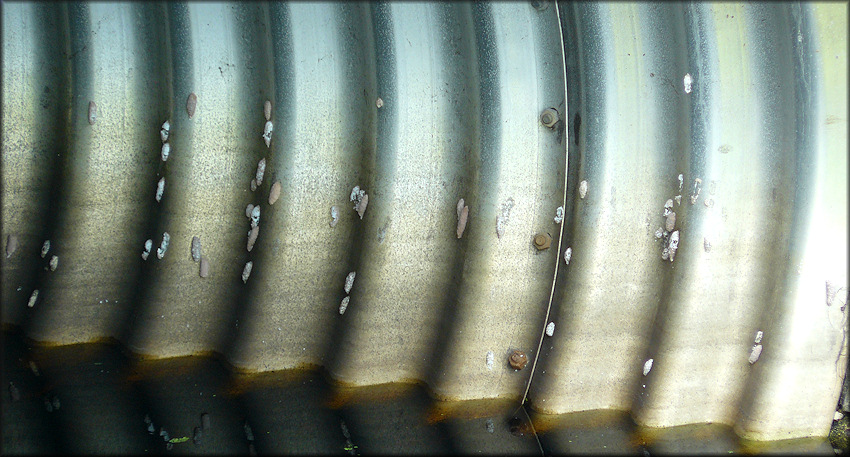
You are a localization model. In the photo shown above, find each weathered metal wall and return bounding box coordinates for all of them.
[532,1,849,442]
[2,1,846,442]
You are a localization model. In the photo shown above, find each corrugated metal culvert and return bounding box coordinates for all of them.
[2,0,847,447]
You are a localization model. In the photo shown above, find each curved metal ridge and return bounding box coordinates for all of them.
[2,1,846,442]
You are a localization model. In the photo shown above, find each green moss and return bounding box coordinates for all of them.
[829,416,849,450]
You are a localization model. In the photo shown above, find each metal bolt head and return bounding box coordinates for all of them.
[533,233,551,250]
[531,0,548,11]
[509,350,528,370]
[540,108,559,128]
[508,416,530,436]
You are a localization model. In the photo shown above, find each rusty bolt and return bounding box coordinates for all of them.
[509,350,528,370]
[508,416,531,436]
[530,0,548,11]
[533,233,551,250]
[540,108,559,128]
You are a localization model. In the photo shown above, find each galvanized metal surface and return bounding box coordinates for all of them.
[534,1,849,443]
[1,1,847,443]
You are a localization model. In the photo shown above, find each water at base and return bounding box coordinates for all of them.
[1,328,841,455]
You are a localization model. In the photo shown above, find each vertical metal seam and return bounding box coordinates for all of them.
[520,0,571,407]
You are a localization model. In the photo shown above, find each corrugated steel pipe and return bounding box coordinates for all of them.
[2,1,846,443]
